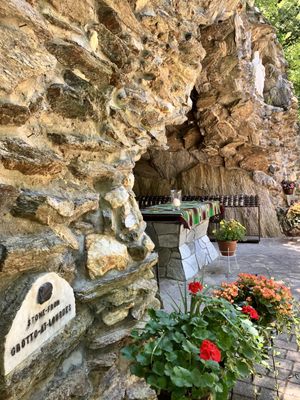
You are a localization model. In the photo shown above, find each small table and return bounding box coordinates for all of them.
[141,201,220,281]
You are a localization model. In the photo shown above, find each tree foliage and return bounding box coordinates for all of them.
[255,0,300,101]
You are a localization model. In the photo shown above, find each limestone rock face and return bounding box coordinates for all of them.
[134,7,299,237]
[104,186,129,208]
[0,0,298,399]
[86,235,129,279]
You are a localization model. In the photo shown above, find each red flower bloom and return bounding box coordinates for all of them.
[199,339,221,363]
[188,281,203,294]
[242,305,259,321]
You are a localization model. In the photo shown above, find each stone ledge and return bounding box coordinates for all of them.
[74,253,158,301]
[11,189,99,225]
[87,318,144,350]
[0,231,72,275]
[0,138,64,176]
[46,38,114,86]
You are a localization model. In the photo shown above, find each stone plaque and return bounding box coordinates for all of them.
[4,273,76,375]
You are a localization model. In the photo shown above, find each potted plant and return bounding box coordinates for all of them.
[214,273,299,334]
[213,219,246,256]
[281,179,296,195]
[122,282,265,400]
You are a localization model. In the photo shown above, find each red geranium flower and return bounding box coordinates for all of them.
[188,281,203,294]
[199,339,221,363]
[242,305,259,321]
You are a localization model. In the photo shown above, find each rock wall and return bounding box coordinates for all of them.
[0,1,265,399]
[134,7,300,237]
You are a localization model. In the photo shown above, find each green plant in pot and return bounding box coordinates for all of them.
[122,282,265,400]
[213,219,246,256]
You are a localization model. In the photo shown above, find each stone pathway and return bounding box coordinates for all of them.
[159,238,300,400]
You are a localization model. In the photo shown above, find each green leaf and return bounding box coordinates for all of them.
[130,329,140,339]
[192,328,210,340]
[200,359,221,371]
[182,339,199,354]
[223,370,236,387]
[181,324,193,336]
[215,383,224,392]
[130,364,145,377]
[236,361,251,377]
[152,361,165,376]
[144,341,155,354]
[216,384,230,400]
[147,374,168,389]
[171,389,188,400]
[201,372,217,388]
[147,308,157,319]
[191,387,208,399]
[171,331,185,343]
[284,31,292,40]
[191,369,218,388]
[160,336,173,352]
[166,351,177,362]
[170,366,193,388]
[168,350,188,365]
[164,362,174,377]
[241,319,259,336]
[121,346,136,361]
[216,331,233,350]
[144,340,162,356]
[190,317,208,327]
[136,353,150,366]
[241,345,256,359]
[221,325,230,333]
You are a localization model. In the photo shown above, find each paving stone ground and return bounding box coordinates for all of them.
[159,238,300,400]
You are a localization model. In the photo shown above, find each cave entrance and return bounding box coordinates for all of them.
[132,86,264,240]
[133,87,204,196]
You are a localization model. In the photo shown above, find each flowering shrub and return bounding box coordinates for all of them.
[213,219,246,242]
[214,274,297,331]
[122,282,265,400]
[287,202,300,227]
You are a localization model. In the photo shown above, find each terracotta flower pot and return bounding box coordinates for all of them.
[217,240,237,256]
[283,188,294,195]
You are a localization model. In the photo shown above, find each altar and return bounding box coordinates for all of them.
[141,201,220,281]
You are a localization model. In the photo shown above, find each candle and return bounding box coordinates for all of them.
[173,198,181,207]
